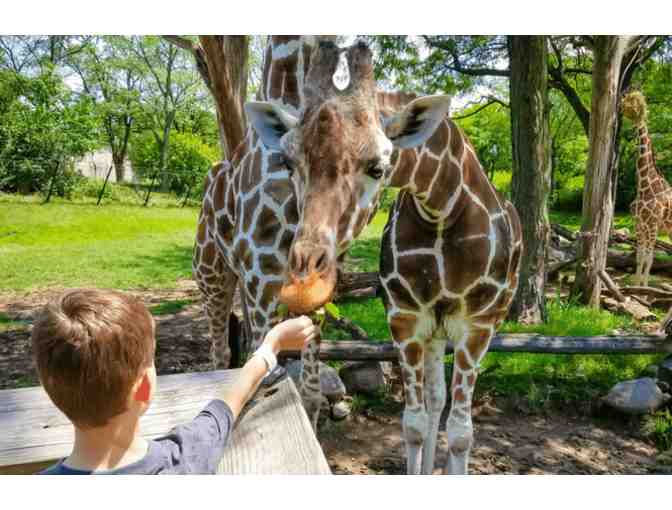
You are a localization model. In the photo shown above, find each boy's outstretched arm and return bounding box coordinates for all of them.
[220,316,318,420]
[152,316,318,474]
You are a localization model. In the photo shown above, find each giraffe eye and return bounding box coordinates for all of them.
[366,159,383,179]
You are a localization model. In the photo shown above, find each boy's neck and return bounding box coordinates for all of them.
[65,414,148,472]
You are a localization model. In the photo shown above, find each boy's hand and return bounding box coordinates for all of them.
[264,316,318,355]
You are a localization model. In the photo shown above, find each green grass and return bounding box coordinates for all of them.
[0,193,198,291]
[343,211,387,273]
[1,190,667,410]
[500,296,634,336]
[149,299,194,316]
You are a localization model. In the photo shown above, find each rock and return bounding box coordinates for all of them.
[602,378,671,415]
[330,401,351,421]
[659,356,672,386]
[284,360,346,403]
[339,361,386,395]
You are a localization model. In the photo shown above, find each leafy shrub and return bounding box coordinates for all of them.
[0,69,98,194]
[553,174,585,211]
[491,170,512,198]
[642,408,672,452]
[130,131,219,196]
[71,177,115,201]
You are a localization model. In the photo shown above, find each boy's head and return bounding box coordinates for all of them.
[32,289,156,429]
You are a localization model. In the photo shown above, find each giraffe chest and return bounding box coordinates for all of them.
[380,192,519,328]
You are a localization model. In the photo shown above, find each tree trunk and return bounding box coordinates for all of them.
[507,36,552,324]
[158,110,175,193]
[111,118,132,183]
[572,36,630,307]
[198,36,249,157]
[112,155,125,183]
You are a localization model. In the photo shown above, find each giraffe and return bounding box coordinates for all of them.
[622,90,672,286]
[376,91,523,474]
[192,37,452,427]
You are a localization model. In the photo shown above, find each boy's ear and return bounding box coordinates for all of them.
[133,372,152,403]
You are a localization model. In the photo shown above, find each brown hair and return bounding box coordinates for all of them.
[31,289,155,428]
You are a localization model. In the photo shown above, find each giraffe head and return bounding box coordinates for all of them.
[622,90,648,127]
[246,40,451,313]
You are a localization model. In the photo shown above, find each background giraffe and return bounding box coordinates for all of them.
[376,92,523,475]
[193,37,451,427]
[622,90,672,286]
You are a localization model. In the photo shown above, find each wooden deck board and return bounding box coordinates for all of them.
[0,370,330,475]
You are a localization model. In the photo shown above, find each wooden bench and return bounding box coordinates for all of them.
[0,370,331,475]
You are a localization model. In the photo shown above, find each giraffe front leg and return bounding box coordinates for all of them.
[398,342,427,473]
[389,313,428,474]
[421,339,448,475]
[643,243,656,287]
[634,222,656,287]
[401,361,427,475]
[299,331,322,431]
[194,251,238,369]
[444,326,492,475]
[634,242,648,286]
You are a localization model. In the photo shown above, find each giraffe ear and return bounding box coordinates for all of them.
[245,101,299,151]
[384,95,451,149]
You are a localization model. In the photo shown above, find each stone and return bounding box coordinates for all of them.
[330,401,351,421]
[339,361,386,395]
[659,356,672,386]
[602,377,671,415]
[284,360,346,403]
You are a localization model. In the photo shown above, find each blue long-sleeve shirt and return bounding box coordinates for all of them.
[39,400,234,475]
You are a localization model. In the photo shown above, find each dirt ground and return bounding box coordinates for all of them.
[0,283,661,474]
[320,393,657,475]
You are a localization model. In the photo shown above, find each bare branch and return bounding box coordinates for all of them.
[162,35,197,53]
[452,98,505,120]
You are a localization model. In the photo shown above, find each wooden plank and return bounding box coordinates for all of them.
[218,378,330,474]
[0,371,330,475]
[279,334,672,361]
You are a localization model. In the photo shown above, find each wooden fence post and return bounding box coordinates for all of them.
[96,165,114,206]
[42,159,61,204]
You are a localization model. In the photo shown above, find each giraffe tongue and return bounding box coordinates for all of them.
[280,273,335,315]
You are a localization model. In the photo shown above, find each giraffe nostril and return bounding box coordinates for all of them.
[314,250,329,275]
[289,251,302,275]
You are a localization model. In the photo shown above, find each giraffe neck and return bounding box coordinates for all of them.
[635,123,662,197]
[259,36,318,114]
[389,119,479,226]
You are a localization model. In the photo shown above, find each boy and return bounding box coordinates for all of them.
[31,288,317,474]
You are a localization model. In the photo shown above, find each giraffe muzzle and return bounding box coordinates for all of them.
[280,243,337,313]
